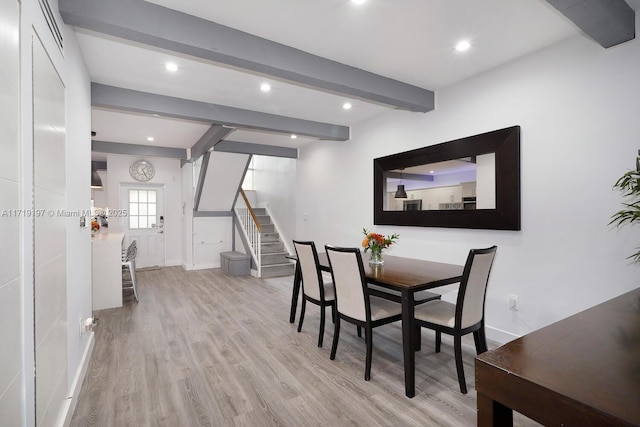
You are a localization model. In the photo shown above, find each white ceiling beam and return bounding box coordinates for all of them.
[59,0,435,112]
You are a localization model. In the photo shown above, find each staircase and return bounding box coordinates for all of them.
[253,208,295,278]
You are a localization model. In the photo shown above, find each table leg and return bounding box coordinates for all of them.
[289,260,301,323]
[401,290,416,398]
[477,393,513,426]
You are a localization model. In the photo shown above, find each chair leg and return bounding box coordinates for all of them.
[454,335,467,394]
[130,261,138,302]
[318,305,326,348]
[330,317,340,360]
[473,330,482,354]
[331,303,336,323]
[364,325,373,381]
[297,298,306,333]
[478,327,488,353]
[414,325,422,352]
[357,326,362,338]
[435,330,441,353]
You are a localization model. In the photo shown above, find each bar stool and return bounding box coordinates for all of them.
[122,239,136,261]
[122,240,139,302]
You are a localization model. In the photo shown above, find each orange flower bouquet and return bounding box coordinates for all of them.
[361,228,399,265]
[91,220,100,234]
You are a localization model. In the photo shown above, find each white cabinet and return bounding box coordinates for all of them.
[193,217,233,269]
[92,232,124,310]
[461,182,476,198]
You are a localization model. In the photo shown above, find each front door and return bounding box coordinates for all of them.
[121,185,165,268]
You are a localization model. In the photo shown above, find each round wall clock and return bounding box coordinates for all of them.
[129,159,155,181]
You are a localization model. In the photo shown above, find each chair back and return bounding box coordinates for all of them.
[293,240,325,301]
[325,246,368,322]
[124,240,138,263]
[456,246,497,329]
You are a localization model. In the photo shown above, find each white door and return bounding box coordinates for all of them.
[121,186,165,268]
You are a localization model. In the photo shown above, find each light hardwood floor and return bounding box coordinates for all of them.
[71,266,537,426]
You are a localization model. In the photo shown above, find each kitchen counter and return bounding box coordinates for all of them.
[91,232,124,310]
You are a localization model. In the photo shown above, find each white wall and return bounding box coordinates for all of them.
[296,31,640,343]
[252,156,297,252]
[0,0,23,425]
[105,154,183,266]
[4,0,94,425]
[91,170,108,207]
[181,162,194,269]
[63,24,94,426]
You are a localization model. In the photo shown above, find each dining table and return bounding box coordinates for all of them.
[475,287,640,426]
[288,252,464,398]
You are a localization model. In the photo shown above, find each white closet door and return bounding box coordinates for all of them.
[33,34,68,427]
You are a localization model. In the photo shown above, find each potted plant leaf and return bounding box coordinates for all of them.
[610,149,640,263]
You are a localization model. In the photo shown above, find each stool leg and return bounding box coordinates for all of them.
[131,261,138,302]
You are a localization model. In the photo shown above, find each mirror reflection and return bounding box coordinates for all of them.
[385,154,496,211]
[373,125,520,230]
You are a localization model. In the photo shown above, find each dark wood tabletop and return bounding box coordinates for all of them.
[475,287,640,426]
[316,253,463,291]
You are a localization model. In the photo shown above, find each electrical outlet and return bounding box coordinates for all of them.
[80,317,95,336]
[508,294,519,310]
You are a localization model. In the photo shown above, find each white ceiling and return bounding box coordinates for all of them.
[78,0,639,159]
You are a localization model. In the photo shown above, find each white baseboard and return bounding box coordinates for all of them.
[165,259,181,267]
[485,325,520,345]
[62,332,95,427]
[184,262,221,271]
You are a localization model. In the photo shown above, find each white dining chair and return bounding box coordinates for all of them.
[325,245,402,381]
[293,240,335,347]
[414,245,497,393]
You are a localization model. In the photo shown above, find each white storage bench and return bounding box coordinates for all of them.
[220,251,252,276]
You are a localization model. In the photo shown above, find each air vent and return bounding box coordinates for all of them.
[38,0,63,50]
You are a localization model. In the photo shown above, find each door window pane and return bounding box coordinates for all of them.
[128,189,157,229]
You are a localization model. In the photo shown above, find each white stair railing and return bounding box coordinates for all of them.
[234,189,262,277]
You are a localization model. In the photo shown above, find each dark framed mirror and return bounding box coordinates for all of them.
[374,126,520,230]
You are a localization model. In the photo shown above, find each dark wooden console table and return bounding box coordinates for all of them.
[475,287,640,426]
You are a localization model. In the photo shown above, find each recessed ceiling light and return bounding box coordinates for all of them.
[429,170,435,174]
[165,62,178,72]
[351,0,366,4]
[290,134,297,139]
[343,102,352,110]
[455,40,471,52]
[260,83,271,92]
[147,137,155,142]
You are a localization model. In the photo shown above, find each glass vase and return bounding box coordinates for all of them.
[369,249,384,265]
